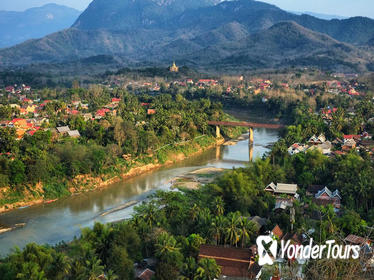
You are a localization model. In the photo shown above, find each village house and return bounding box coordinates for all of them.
[342,135,358,150]
[248,216,267,231]
[313,186,341,210]
[321,108,337,120]
[57,126,71,135]
[186,79,194,85]
[197,79,218,87]
[147,109,156,115]
[274,198,293,211]
[5,86,15,94]
[359,139,374,153]
[345,234,371,247]
[308,141,332,155]
[56,126,81,138]
[111,97,121,103]
[345,234,374,271]
[136,268,155,280]
[9,118,41,139]
[271,225,302,245]
[361,131,372,140]
[264,182,298,197]
[67,130,80,138]
[95,108,111,119]
[198,244,261,279]
[308,134,326,145]
[22,85,31,92]
[82,113,93,121]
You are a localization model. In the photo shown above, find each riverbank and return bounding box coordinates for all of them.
[0,135,225,214]
[170,167,227,190]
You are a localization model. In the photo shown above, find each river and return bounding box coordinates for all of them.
[0,126,279,256]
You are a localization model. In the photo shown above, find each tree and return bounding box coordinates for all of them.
[225,212,241,247]
[186,234,206,257]
[239,218,257,248]
[211,216,227,245]
[0,127,16,153]
[155,233,183,280]
[107,246,133,280]
[195,258,221,280]
[155,232,181,261]
[338,210,367,236]
[86,256,104,280]
[9,159,26,186]
[180,256,198,280]
[48,252,71,280]
[113,117,126,148]
[212,196,225,216]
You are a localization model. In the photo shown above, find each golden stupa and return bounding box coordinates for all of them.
[170,61,179,72]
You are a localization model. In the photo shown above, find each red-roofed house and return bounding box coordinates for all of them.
[344,135,361,141]
[348,89,360,96]
[112,98,121,103]
[136,268,155,280]
[271,225,284,239]
[147,109,156,115]
[5,86,15,93]
[95,108,110,118]
[22,98,33,104]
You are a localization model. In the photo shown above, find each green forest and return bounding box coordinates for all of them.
[0,89,245,207]
[0,82,374,279]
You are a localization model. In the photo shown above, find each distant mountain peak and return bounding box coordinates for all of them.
[73,0,222,30]
[0,4,80,48]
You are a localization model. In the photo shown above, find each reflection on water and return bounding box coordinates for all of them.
[0,128,278,256]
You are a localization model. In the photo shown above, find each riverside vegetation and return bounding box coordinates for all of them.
[1,83,374,279]
[0,89,244,211]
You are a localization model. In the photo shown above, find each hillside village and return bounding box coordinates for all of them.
[0,71,370,144]
[0,71,374,279]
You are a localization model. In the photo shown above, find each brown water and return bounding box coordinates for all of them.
[0,127,279,256]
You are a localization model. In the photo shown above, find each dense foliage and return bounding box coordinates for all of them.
[0,89,246,206]
[1,82,374,279]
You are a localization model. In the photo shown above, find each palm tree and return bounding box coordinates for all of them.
[212,196,225,216]
[239,218,257,248]
[86,256,104,280]
[191,203,201,222]
[155,232,181,261]
[106,270,119,280]
[211,216,227,245]
[225,212,241,247]
[50,253,71,279]
[195,258,221,280]
[180,256,198,280]
[197,208,213,237]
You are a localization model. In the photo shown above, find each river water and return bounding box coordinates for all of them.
[0,127,279,256]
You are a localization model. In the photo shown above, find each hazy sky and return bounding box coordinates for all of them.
[0,0,373,18]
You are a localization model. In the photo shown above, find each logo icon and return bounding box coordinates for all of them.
[256,235,278,266]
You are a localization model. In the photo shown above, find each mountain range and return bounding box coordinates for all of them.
[290,11,348,20]
[0,0,374,72]
[0,4,80,48]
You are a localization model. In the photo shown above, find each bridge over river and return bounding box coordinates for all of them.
[208,121,285,142]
